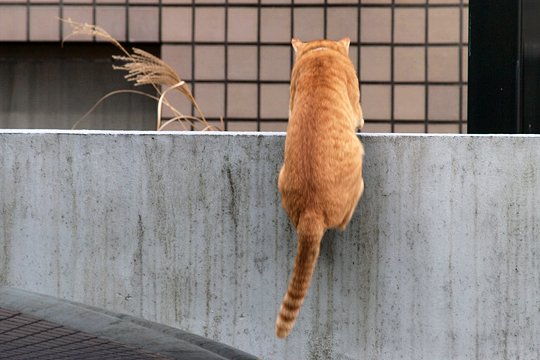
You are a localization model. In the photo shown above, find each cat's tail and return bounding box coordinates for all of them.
[275,211,325,339]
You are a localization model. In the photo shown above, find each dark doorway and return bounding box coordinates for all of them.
[468,0,540,134]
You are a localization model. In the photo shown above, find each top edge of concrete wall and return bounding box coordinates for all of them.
[2,129,540,138]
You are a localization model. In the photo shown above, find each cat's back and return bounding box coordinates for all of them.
[281,40,363,205]
[292,49,355,109]
[286,43,361,163]
[288,40,358,133]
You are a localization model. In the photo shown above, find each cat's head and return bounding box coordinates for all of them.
[291,37,351,59]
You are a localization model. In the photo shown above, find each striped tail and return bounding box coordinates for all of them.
[275,211,325,338]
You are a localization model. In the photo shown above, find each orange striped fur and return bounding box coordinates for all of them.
[275,37,365,339]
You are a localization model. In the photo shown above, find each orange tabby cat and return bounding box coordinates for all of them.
[275,37,365,339]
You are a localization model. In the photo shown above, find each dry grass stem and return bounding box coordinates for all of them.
[61,18,129,57]
[62,18,219,131]
[70,89,161,130]
[158,116,224,131]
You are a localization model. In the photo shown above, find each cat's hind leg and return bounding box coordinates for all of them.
[337,178,364,231]
[278,166,285,193]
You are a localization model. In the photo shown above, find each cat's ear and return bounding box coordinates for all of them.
[292,38,304,53]
[338,37,351,53]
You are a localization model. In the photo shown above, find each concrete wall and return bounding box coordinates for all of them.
[1,130,540,360]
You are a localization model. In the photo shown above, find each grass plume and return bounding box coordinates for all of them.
[62,18,222,131]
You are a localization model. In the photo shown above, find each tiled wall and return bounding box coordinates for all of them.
[0,0,468,133]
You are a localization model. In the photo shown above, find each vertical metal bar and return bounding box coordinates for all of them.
[59,0,64,41]
[125,0,129,43]
[93,0,97,42]
[191,0,197,123]
[224,0,229,130]
[256,0,261,131]
[357,0,361,131]
[424,0,429,133]
[26,0,30,42]
[158,0,163,43]
[458,0,464,133]
[323,0,328,39]
[290,0,295,70]
[158,0,163,129]
[390,0,395,132]
[289,0,295,130]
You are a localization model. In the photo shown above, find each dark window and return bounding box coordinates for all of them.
[0,43,158,130]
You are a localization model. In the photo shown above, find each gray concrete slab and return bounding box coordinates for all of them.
[1,131,540,359]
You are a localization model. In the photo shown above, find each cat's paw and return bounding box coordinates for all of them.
[359,117,365,129]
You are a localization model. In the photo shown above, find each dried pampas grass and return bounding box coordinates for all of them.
[62,18,222,131]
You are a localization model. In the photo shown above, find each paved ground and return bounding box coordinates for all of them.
[0,308,166,360]
[0,288,259,360]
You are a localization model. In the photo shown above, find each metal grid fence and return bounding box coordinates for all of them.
[0,1,468,133]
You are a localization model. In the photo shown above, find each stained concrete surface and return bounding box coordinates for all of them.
[1,131,540,359]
